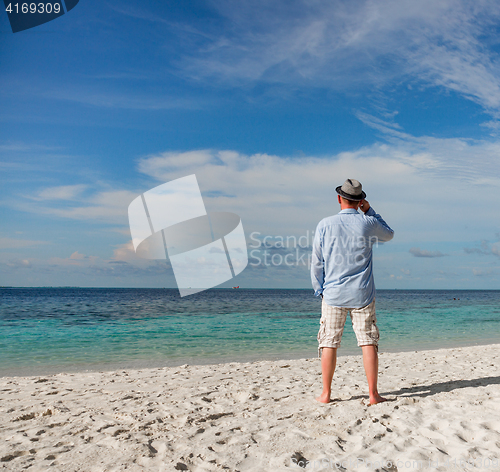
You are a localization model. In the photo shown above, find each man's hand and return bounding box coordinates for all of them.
[359,199,370,213]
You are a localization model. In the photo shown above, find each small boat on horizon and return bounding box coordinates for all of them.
[232,286,240,289]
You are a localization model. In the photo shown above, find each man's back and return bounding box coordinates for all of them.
[312,178,394,405]
[311,206,394,308]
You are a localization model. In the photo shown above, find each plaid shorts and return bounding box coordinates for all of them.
[317,298,379,356]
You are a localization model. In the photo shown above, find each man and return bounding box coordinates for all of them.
[311,179,394,405]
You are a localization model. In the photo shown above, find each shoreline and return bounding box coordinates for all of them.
[1,344,499,470]
[2,338,499,378]
[2,287,500,290]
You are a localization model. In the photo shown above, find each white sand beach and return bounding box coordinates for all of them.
[1,344,499,472]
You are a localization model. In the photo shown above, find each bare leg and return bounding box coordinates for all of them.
[316,347,337,403]
[361,345,387,405]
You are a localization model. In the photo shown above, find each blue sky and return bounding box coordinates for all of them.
[1,0,500,289]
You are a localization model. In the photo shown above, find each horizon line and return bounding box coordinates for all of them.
[1,286,499,291]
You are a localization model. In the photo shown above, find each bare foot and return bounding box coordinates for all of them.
[369,394,388,405]
[315,392,332,403]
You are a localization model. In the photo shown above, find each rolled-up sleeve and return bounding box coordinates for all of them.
[311,226,325,297]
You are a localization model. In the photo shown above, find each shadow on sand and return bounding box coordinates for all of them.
[341,376,500,404]
[384,375,500,399]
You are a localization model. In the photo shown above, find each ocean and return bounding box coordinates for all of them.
[0,288,499,376]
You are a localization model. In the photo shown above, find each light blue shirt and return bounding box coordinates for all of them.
[311,207,394,308]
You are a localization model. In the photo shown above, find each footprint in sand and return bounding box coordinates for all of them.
[1,450,30,462]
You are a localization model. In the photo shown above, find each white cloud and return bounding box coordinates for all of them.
[112,241,140,262]
[8,129,500,261]
[465,240,500,258]
[3,258,32,269]
[174,0,500,116]
[69,251,86,260]
[35,185,87,201]
[355,112,410,141]
[0,238,48,249]
[42,88,203,110]
[472,267,494,276]
[4,140,500,287]
[17,189,139,225]
[409,247,446,258]
[0,250,174,285]
[137,133,500,242]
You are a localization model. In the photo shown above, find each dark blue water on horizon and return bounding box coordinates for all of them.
[0,288,499,376]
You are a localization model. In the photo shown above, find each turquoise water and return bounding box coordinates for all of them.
[0,288,499,376]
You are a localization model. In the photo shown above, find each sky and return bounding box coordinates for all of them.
[1,0,500,289]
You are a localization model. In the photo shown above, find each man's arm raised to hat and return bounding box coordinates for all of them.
[360,199,394,242]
